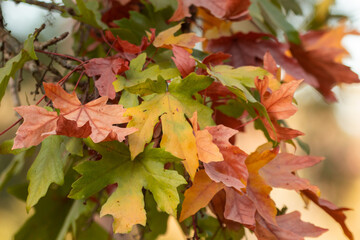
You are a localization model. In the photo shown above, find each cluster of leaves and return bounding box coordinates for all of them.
[0,0,358,239]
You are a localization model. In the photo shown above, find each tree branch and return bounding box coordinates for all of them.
[13,0,76,16]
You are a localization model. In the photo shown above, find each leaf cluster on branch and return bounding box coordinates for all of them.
[0,0,358,239]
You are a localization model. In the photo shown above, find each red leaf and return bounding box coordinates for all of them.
[301,189,353,240]
[171,45,195,78]
[255,211,327,240]
[197,52,231,75]
[260,153,323,194]
[204,125,248,191]
[55,115,92,139]
[84,57,129,99]
[44,83,136,143]
[261,117,304,142]
[224,187,256,227]
[170,0,251,21]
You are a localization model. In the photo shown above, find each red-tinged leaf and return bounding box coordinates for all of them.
[153,23,204,50]
[206,32,314,83]
[301,189,353,240]
[224,187,256,227]
[84,57,129,99]
[113,36,142,54]
[261,117,304,142]
[263,52,279,78]
[170,0,251,21]
[204,125,248,190]
[13,106,58,149]
[179,170,224,222]
[255,77,303,120]
[171,45,195,78]
[101,0,139,27]
[255,211,327,240]
[55,115,92,139]
[190,112,224,163]
[197,52,232,75]
[289,42,359,102]
[214,109,244,131]
[245,149,277,225]
[200,81,236,101]
[260,153,323,194]
[43,83,136,143]
[209,189,245,231]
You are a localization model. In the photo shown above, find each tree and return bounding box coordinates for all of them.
[0,0,358,239]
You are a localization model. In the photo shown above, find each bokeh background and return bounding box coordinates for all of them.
[0,0,360,239]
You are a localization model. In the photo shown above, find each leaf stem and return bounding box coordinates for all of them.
[35,49,84,63]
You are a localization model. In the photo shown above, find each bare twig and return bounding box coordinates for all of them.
[35,32,69,50]
[9,77,21,107]
[13,0,76,16]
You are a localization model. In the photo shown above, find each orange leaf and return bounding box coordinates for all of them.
[255,211,327,240]
[245,148,277,225]
[13,106,59,149]
[179,170,224,222]
[301,189,353,240]
[153,23,204,50]
[204,125,248,190]
[190,112,223,164]
[44,83,136,143]
[170,0,251,22]
[171,45,196,78]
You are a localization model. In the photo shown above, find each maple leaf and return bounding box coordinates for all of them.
[69,140,186,233]
[170,0,251,21]
[179,170,224,222]
[44,82,136,143]
[13,106,59,149]
[84,57,129,99]
[203,125,248,191]
[255,211,327,240]
[245,147,278,225]
[289,27,360,101]
[153,23,204,50]
[113,53,179,92]
[190,112,223,164]
[171,45,195,78]
[206,32,313,84]
[124,73,214,179]
[301,189,353,240]
[260,153,323,194]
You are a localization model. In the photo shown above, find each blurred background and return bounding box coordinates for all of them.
[0,0,360,239]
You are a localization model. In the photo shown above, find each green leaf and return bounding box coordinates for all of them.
[14,187,73,240]
[69,140,186,233]
[77,222,110,240]
[0,152,26,191]
[26,135,67,211]
[119,89,139,108]
[278,0,303,15]
[56,200,88,240]
[0,34,37,103]
[0,139,31,155]
[149,0,177,11]
[65,137,83,157]
[143,191,169,240]
[113,53,179,92]
[257,0,300,44]
[216,99,245,118]
[125,77,167,96]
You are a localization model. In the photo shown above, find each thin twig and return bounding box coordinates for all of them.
[9,77,21,108]
[13,0,76,16]
[35,49,84,63]
[35,32,69,50]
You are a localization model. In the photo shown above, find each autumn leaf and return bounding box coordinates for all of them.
[170,0,251,21]
[190,112,223,164]
[171,45,196,78]
[301,189,353,240]
[13,106,59,149]
[125,73,213,179]
[204,125,248,191]
[179,170,224,222]
[260,153,323,194]
[69,140,186,233]
[289,27,360,101]
[255,211,327,240]
[84,56,129,99]
[153,23,204,50]
[245,147,277,225]
[44,82,136,143]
